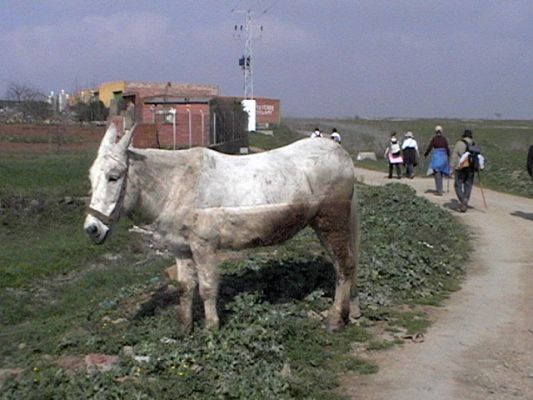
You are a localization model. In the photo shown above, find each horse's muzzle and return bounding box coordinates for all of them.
[84,215,110,244]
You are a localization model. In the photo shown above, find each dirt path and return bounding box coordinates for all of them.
[344,169,533,400]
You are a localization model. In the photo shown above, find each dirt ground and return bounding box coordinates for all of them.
[343,168,533,400]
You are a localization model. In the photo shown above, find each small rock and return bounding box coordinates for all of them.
[29,199,40,208]
[160,337,177,345]
[122,346,135,357]
[84,353,119,372]
[17,342,27,350]
[281,362,291,378]
[134,356,150,363]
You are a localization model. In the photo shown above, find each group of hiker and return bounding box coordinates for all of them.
[385,125,486,213]
[310,127,342,143]
[384,130,419,180]
[311,124,531,214]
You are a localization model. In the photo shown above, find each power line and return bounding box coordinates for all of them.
[260,0,280,16]
[229,0,243,13]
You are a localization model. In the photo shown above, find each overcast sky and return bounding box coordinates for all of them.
[1,0,532,119]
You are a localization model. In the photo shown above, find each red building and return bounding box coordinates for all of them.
[115,94,248,154]
[101,82,280,153]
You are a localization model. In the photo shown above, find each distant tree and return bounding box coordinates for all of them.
[4,81,52,122]
[71,99,109,122]
[6,82,43,102]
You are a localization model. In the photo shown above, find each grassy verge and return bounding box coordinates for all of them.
[0,152,94,198]
[248,124,305,150]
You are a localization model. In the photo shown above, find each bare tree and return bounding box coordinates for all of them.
[4,81,52,122]
[5,82,45,102]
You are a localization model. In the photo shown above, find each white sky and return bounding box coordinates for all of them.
[1,0,532,119]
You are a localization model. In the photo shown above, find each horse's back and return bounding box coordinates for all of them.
[195,138,354,209]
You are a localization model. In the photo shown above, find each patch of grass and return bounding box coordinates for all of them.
[392,311,431,335]
[0,152,94,197]
[358,183,469,306]
[344,357,379,374]
[0,135,86,144]
[248,124,304,150]
[0,201,133,290]
[363,308,431,336]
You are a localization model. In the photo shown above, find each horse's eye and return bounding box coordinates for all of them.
[108,175,120,182]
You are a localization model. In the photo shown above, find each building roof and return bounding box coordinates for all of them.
[141,96,213,105]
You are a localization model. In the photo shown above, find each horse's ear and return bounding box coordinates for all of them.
[118,124,137,151]
[98,123,118,155]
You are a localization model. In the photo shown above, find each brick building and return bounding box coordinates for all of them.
[75,81,280,153]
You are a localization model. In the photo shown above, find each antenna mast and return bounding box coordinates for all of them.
[233,9,262,99]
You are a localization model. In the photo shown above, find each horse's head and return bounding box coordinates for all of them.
[84,124,135,244]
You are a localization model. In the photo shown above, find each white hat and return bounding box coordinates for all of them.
[405,131,413,138]
[435,125,443,132]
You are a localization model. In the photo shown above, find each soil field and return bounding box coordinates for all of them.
[0,124,105,153]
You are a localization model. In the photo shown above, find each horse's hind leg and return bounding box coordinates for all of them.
[174,254,198,334]
[311,199,359,331]
[191,240,220,330]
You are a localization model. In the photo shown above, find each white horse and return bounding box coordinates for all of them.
[84,124,359,333]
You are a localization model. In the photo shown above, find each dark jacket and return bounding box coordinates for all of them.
[424,134,450,157]
[528,145,533,178]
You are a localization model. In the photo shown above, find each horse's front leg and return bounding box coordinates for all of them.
[174,254,197,334]
[191,240,220,330]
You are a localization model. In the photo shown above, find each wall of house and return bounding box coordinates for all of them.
[218,96,281,128]
[98,81,127,107]
[141,103,211,149]
[96,81,219,108]
[255,98,281,128]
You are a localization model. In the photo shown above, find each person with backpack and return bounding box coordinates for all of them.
[451,129,482,212]
[401,131,419,178]
[424,125,450,195]
[310,127,323,138]
[384,132,403,179]
[330,128,341,143]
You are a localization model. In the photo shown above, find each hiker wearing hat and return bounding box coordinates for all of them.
[330,128,341,143]
[401,131,419,179]
[424,125,450,195]
[384,131,403,179]
[451,129,476,212]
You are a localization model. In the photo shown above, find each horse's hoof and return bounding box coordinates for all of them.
[204,319,220,331]
[350,298,362,320]
[325,319,344,333]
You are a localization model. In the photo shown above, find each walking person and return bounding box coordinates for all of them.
[385,132,403,179]
[451,129,476,212]
[424,125,450,195]
[330,128,341,143]
[527,144,533,179]
[310,127,323,138]
[401,131,419,178]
